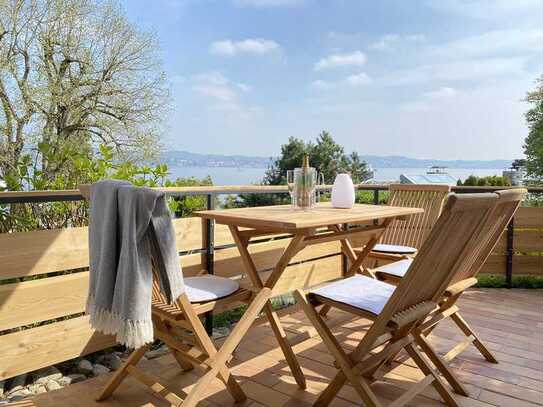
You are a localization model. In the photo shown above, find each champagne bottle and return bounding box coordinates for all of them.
[300,154,310,208]
[302,154,309,169]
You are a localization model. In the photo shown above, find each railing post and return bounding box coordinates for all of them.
[204,193,215,334]
[373,188,380,226]
[506,216,514,289]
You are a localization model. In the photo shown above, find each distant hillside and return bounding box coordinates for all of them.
[161,151,272,168]
[361,155,512,169]
[161,151,512,170]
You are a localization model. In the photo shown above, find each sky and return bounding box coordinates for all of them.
[123,0,543,160]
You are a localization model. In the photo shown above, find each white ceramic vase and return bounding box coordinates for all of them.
[331,173,355,209]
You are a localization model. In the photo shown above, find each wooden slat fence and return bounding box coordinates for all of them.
[0,217,347,381]
[0,185,541,382]
[479,206,543,275]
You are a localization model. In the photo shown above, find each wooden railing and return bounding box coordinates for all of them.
[0,184,542,382]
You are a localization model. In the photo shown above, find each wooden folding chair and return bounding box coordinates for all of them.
[364,184,451,265]
[375,188,526,396]
[320,184,450,318]
[295,192,501,407]
[80,185,271,407]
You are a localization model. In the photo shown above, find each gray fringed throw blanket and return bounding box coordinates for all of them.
[87,180,185,349]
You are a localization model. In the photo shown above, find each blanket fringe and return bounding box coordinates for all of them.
[86,296,154,349]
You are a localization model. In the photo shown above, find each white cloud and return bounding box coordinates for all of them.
[370,34,400,51]
[423,87,458,99]
[210,38,280,56]
[191,72,258,123]
[193,72,229,87]
[432,29,543,59]
[383,57,526,86]
[402,86,459,112]
[370,33,426,51]
[310,72,372,90]
[310,80,334,90]
[194,85,236,102]
[233,0,303,7]
[426,0,542,20]
[236,83,252,92]
[405,34,426,42]
[314,51,367,71]
[345,72,372,86]
[192,72,250,103]
[192,72,236,102]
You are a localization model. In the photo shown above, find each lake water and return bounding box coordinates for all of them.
[168,166,504,185]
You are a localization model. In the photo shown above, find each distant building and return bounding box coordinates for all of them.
[502,167,525,186]
[400,166,457,185]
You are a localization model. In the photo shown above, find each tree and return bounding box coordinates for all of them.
[309,131,347,183]
[512,159,526,169]
[0,0,169,189]
[0,143,212,232]
[264,131,371,185]
[524,74,543,180]
[457,175,510,187]
[228,131,371,207]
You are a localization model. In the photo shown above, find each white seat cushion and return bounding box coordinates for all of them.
[310,275,395,315]
[372,243,417,254]
[374,258,413,278]
[184,276,240,303]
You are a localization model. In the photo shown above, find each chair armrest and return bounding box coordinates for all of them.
[371,251,411,261]
[354,249,411,262]
[445,278,478,297]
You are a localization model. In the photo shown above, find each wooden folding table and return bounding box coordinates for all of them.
[195,202,423,389]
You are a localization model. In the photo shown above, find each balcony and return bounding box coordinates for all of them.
[1,185,542,407]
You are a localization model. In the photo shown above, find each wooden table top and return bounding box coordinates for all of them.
[195,202,423,231]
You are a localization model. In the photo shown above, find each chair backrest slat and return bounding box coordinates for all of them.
[354,192,500,359]
[381,184,450,249]
[449,188,526,285]
[371,193,499,337]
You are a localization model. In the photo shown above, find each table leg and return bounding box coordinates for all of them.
[264,303,307,388]
[346,218,393,276]
[229,226,307,389]
[329,225,369,277]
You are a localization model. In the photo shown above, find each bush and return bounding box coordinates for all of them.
[457,175,511,187]
[476,275,543,288]
[356,190,389,205]
[0,144,212,232]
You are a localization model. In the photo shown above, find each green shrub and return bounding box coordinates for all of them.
[476,275,543,288]
[0,144,212,232]
[356,190,389,205]
[457,175,510,187]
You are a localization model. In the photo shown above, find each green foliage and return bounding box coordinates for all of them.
[457,175,510,187]
[524,74,543,180]
[165,176,213,218]
[0,143,212,232]
[355,190,389,205]
[0,0,168,191]
[265,131,371,185]
[213,305,248,328]
[212,295,295,328]
[525,192,543,207]
[230,131,371,207]
[476,275,543,289]
[223,190,289,209]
